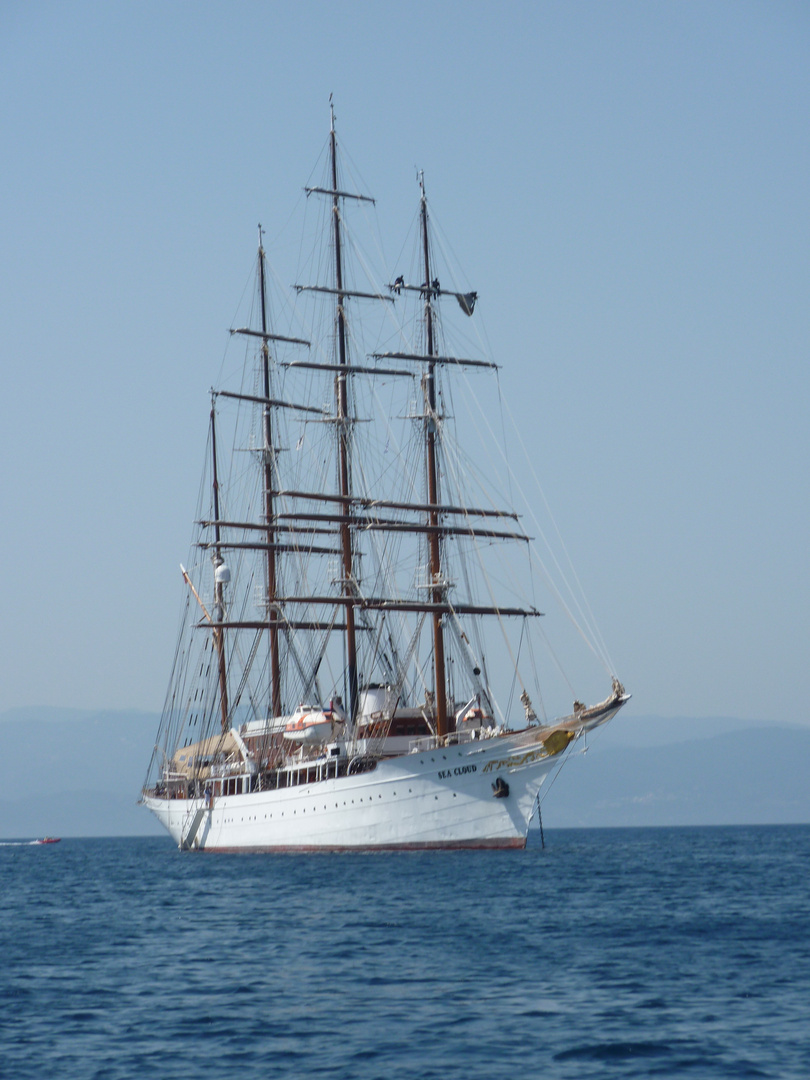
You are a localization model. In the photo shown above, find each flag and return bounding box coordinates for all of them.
[456,291,477,316]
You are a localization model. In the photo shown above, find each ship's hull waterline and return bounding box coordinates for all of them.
[143,703,624,851]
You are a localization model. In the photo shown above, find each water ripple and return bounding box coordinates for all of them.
[2,827,810,1079]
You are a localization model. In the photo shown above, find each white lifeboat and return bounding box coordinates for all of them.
[457,702,485,727]
[283,706,333,745]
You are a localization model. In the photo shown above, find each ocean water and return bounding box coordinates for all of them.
[1,826,808,1079]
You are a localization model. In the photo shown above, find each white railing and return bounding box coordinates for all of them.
[408,729,478,753]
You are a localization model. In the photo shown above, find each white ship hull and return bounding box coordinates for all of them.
[143,701,624,851]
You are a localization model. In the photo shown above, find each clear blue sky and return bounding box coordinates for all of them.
[2,1,808,724]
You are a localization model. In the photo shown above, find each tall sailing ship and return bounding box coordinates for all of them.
[142,108,628,850]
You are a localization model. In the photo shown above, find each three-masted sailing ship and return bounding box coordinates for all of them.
[142,108,628,850]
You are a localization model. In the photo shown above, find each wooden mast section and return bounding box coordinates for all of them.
[419,173,450,738]
[258,230,283,720]
[209,403,230,733]
[330,104,358,723]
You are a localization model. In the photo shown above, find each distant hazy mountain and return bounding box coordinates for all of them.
[1,707,808,837]
[539,715,810,829]
[0,708,163,839]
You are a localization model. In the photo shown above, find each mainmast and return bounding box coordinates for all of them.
[419,174,450,737]
[258,229,282,719]
[330,104,359,723]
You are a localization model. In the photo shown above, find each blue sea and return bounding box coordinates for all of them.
[2,826,808,1079]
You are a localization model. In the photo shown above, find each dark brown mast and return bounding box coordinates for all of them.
[210,403,230,732]
[258,228,282,719]
[330,104,358,722]
[419,173,450,737]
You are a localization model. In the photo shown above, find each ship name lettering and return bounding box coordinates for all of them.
[437,764,478,780]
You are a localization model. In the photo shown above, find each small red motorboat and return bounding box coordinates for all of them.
[36,837,61,845]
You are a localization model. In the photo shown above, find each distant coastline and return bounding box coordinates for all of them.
[2,708,809,837]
